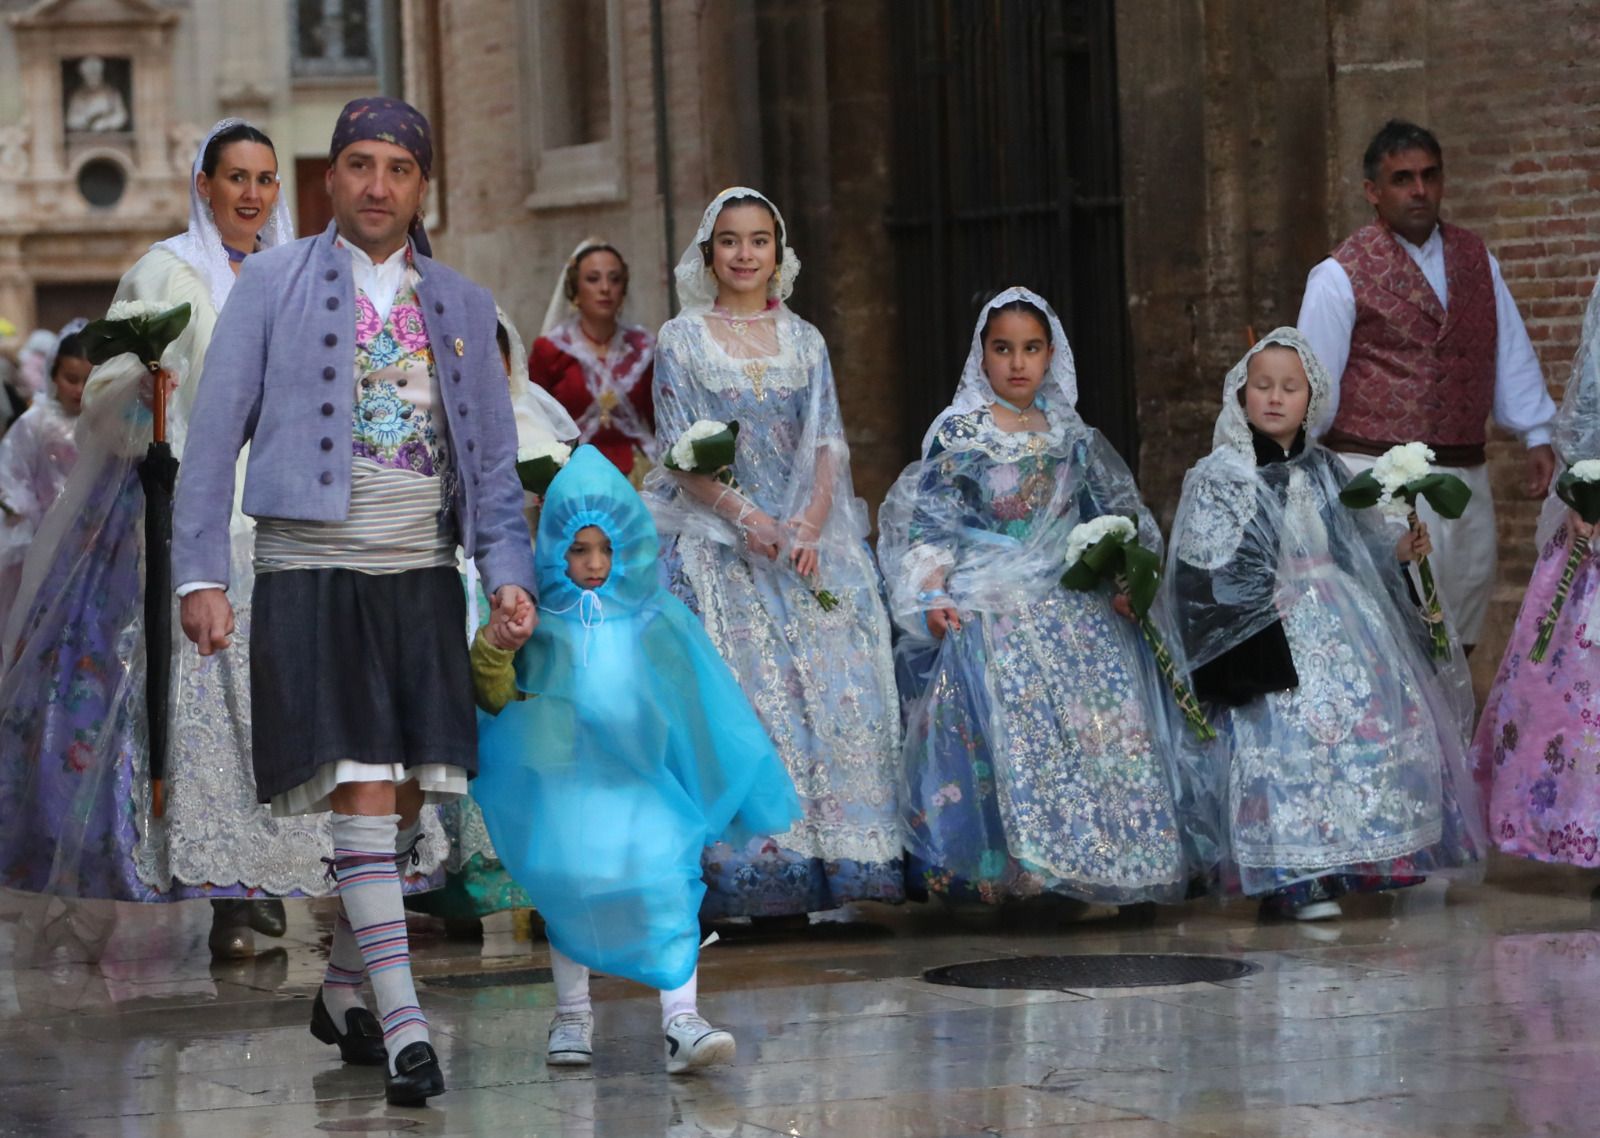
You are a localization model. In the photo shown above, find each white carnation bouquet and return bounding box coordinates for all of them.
[1531,458,1600,661]
[1339,442,1472,659]
[662,419,739,483]
[515,439,572,496]
[1060,515,1214,741]
[663,419,838,611]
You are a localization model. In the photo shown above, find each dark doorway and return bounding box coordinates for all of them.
[34,282,118,333]
[886,0,1134,465]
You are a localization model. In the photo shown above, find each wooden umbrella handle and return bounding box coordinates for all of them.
[149,362,167,444]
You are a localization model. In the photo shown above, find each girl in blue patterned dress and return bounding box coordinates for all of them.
[877,288,1217,908]
[644,188,904,918]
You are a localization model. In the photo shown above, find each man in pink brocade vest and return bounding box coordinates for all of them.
[1299,119,1555,649]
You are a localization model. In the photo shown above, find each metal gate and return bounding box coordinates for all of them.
[887,0,1133,464]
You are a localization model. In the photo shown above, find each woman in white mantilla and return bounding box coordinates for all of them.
[645,188,904,917]
[878,288,1214,909]
[530,239,656,483]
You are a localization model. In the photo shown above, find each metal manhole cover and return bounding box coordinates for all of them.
[923,953,1257,990]
[419,965,553,989]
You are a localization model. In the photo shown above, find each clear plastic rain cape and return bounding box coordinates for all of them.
[1163,327,1485,895]
[876,287,1224,903]
[1537,273,1600,548]
[474,446,800,988]
[639,187,903,894]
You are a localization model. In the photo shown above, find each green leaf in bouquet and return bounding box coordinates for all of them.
[1077,532,1127,576]
[144,303,193,351]
[78,323,140,367]
[516,455,563,496]
[1556,471,1600,525]
[1060,557,1103,592]
[1120,540,1162,618]
[79,302,193,368]
[1337,469,1383,510]
[689,421,740,473]
[1408,471,1471,520]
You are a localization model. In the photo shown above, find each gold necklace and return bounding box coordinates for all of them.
[744,360,768,401]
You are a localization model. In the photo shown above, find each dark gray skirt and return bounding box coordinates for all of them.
[249,566,477,802]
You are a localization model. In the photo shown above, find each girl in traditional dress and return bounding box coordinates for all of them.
[645,188,904,918]
[474,445,799,1072]
[530,240,655,482]
[1474,276,1600,872]
[0,121,446,962]
[878,288,1212,911]
[1166,328,1485,920]
[0,321,89,634]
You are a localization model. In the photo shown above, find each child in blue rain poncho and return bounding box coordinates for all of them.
[472,445,800,1075]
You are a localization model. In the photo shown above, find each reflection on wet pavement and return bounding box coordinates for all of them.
[2,854,1598,1136]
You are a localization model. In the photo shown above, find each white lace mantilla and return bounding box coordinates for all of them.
[662,315,821,398]
[933,408,1080,463]
[1176,460,1257,571]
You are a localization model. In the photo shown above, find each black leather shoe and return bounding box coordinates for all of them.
[208,901,253,961]
[385,1041,445,1106]
[245,899,288,938]
[309,991,387,1066]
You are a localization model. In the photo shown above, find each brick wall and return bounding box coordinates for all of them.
[1119,0,1600,688]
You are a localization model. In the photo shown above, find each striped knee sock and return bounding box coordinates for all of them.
[329,812,429,1073]
[320,907,367,1023]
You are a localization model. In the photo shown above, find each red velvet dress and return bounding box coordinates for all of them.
[528,320,656,476]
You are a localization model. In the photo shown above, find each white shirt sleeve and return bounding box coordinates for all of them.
[1487,254,1556,449]
[175,580,226,597]
[1295,257,1356,434]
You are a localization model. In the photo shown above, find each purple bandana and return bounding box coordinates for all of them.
[329,96,435,255]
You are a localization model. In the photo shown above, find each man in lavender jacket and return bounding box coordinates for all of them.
[172,98,534,1107]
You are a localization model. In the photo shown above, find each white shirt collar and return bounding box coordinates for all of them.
[339,238,410,271]
[1393,225,1442,258]
[335,233,413,324]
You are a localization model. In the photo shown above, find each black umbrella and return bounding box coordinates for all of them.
[138,397,178,818]
[79,303,191,819]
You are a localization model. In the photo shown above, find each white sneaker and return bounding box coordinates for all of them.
[546,1011,594,1066]
[1294,900,1343,921]
[663,1013,735,1075]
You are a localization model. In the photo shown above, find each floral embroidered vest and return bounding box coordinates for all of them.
[1327,221,1497,456]
[351,277,454,495]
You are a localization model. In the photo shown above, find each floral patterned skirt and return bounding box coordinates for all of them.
[1228,568,1480,896]
[667,536,905,917]
[900,593,1189,906]
[1474,522,1600,866]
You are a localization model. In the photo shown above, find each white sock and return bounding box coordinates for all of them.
[329,812,429,1074]
[549,946,592,1015]
[660,969,699,1028]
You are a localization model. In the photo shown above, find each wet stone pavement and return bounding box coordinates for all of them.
[2,854,1598,1137]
